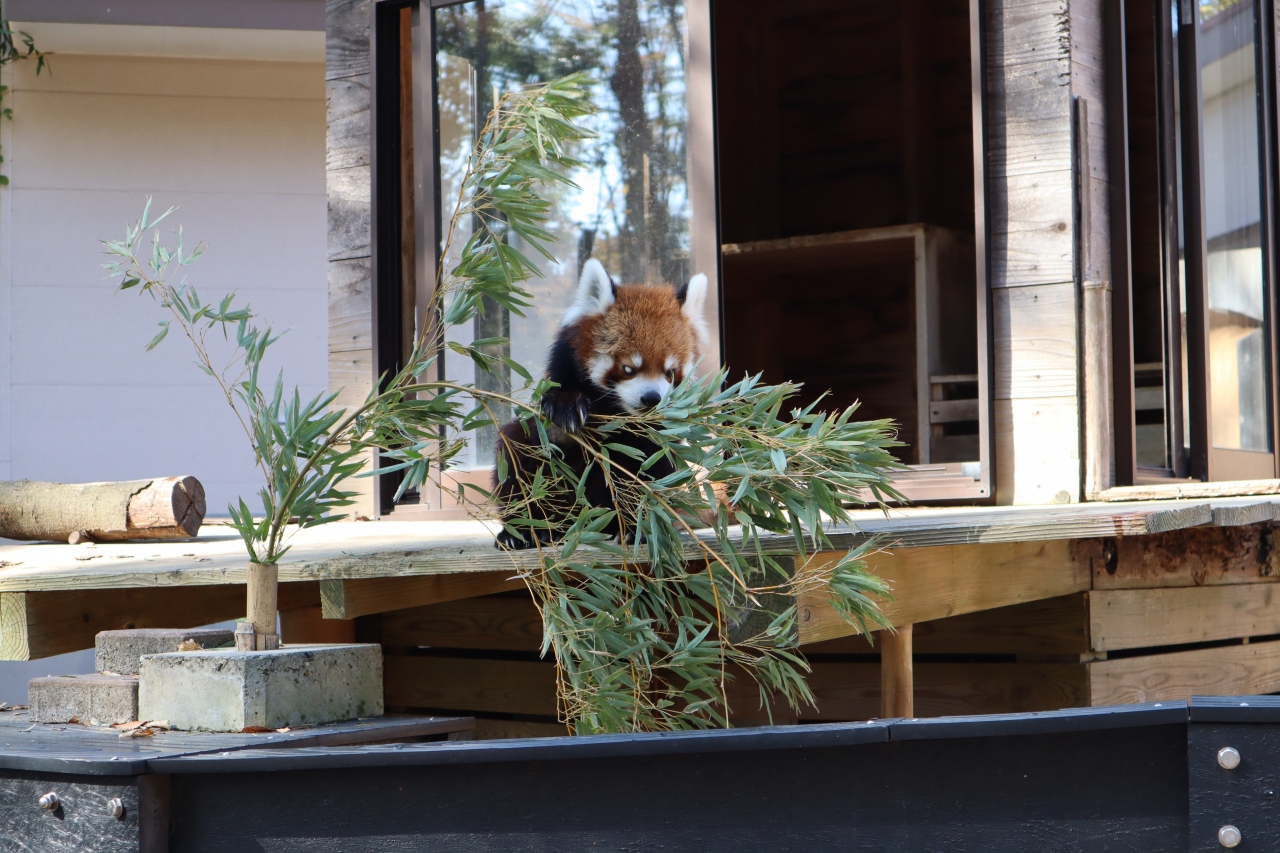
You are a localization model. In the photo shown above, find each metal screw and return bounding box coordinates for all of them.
[37,792,59,811]
[1219,747,1242,770]
[106,798,124,819]
[1219,825,1242,848]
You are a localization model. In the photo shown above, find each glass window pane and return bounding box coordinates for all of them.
[434,0,695,469]
[1198,0,1271,451]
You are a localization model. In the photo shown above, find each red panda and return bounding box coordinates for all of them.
[494,259,710,549]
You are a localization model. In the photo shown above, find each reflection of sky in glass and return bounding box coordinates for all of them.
[435,0,692,467]
[1198,0,1270,451]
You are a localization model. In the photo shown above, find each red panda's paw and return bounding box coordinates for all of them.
[495,526,555,550]
[541,388,591,434]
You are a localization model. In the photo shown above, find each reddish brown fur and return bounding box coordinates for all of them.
[568,284,697,382]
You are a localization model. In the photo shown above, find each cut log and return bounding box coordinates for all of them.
[0,477,206,543]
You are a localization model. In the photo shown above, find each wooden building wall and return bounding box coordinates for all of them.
[327,0,378,517]
[986,0,1086,504]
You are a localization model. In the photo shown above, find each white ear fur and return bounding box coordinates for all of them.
[561,259,615,326]
[681,273,712,363]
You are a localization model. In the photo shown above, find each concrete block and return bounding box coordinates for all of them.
[138,644,383,732]
[29,674,138,724]
[96,627,235,675]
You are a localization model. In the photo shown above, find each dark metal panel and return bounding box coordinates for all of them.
[1178,3,1212,481]
[166,725,1189,853]
[0,771,138,853]
[1190,695,1280,723]
[151,720,894,774]
[1188,722,1280,852]
[1107,0,1138,487]
[890,702,1188,741]
[5,0,324,29]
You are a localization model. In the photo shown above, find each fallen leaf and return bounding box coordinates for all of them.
[67,716,79,725]
[120,727,155,738]
[113,720,144,731]
[11,705,27,711]
[275,727,291,733]
[175,639,203,652]
[240,726,273,734]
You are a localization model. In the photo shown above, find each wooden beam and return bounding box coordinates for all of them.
[320,572,524,619]
[1082,524,1280,589]
[1088,638,1280,705]
[0,582,320,661]
[379,593,541,650]
[385,655,558,717]
[804,594,1091,656]
[881,625,914,718]
[1089,585,1280,652]
[280,604,357,644]
[797,539,1090,644]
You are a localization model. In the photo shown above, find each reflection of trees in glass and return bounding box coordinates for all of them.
[435,0,692,468]
[435,0,691,288]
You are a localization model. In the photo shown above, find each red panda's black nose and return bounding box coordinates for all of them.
[640,391,661,409]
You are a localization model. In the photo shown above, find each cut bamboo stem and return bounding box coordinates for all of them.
[881,624,914,718]
[247,562,280,651]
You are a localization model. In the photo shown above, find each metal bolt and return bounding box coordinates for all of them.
[1219,825,1242,848]
[1219,747,1242,770]
[37,792,59,811]
[106,798,124,819]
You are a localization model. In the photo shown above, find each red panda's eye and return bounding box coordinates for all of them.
[666,369,676,381]
[622,365,635,376]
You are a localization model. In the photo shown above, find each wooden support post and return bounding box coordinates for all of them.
[881,624,914,718]
[247,562,280,650]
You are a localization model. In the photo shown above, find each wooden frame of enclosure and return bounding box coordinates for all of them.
[362,0,996,515]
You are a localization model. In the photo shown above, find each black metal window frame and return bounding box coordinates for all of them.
[1110,0,1280,485]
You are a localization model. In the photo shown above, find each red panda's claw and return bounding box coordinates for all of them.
[542,388,590,433]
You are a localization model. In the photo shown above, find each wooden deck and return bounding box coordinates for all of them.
[5,496,1280,730]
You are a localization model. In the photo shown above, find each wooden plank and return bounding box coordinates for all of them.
[798,661,1088,720]
[804,593,1091,655]
[796,539,1090,644]
[326,75,370,171]
[327,163,371,262]
[280,604,357,644]
[321,572,525,620]
[385,654,1088,723]
[326,0,372,81]
[987,169,1076,289]
[995,396,1081,505]
[384,655,558,716]
[1089,585,1280,652]
[1088,638,1280,705]
[471,719,567,740]
[0,582,320,661]
[992,282,1079,399]
[1100,480,1280,502]
[379,593,541,651]
[1083,524,1280,590]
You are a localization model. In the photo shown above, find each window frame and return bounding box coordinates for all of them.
[1110,0,1280,486]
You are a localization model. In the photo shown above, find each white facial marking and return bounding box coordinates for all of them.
[683,358,695,377]
[614,375,672,413]
[630,353,643,368]
[588,353,613,386]
[664,355,678,372]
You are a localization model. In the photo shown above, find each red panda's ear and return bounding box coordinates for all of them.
[562,259,615,326]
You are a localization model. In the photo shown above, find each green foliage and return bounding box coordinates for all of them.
[104,70,903,733]
[0,14,48,186]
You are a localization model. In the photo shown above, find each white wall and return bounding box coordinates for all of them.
[0,43,327,517]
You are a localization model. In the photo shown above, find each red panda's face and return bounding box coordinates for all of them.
[561,262,711,414]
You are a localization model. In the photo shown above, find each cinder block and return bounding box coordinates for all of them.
[138,644,383,732]
[95,627,235,675]
[29,674,139,724]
